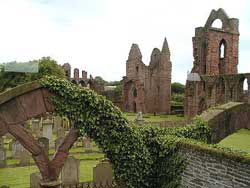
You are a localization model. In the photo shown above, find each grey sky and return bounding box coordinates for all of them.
[0,0,249,84]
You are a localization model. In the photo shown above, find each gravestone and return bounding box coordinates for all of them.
[30,172,42,188]
[93,159,113,186]
[12,141,25,159]
[61,156,80,185]
[0,148,6,168]
[57,128,65,139]
[32,119,41,137]
[53,116,62,134]
[19,150,30,166]
[83,137,92,152]
[42,119,53,147]
[38,137,49,156]
[55,137,64,150]
[135,111,144,124]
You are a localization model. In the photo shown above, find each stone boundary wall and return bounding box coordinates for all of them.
[180,147,250,188]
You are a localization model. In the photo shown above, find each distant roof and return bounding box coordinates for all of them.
[187,73,201,81]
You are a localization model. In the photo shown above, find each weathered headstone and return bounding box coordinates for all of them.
[135,111,144,124]
[42,119,53,147]
[30,172,42,188]
[12,141,24,159]
[83,137,92,152]
[93,159,113,186]
[55,137,64,150]
[57,128,65,139]
[53,116,62,134]
[61,156,80,185]
[19,150,30,166]
[38,137,49,156]
[32,119,41,137]
[0,148,6,168]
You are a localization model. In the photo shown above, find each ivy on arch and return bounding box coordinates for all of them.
[40,76,188,188]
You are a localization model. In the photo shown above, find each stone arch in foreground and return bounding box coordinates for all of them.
[200,102,250,143]
[0,81,78,187]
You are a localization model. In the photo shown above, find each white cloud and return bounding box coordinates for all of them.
[0,0,249,84]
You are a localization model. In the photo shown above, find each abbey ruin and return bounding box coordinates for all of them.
[185,8,250,117]
[123,39,172,114]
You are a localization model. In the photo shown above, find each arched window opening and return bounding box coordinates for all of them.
[243,79,248,94]
[133,88,137,97]
[133,102,137,113]
[219,40,226,59]
[212,19,223,29]
[136,66,139,74]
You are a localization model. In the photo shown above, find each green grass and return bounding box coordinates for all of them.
[218,129,250,153]
[0,160,99,188]
[124,112,185,122]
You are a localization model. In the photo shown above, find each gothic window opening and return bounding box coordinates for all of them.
[211,19,223,29]
[133,102,137,113]
[219,40,226,59]
[133,88,137,97]
[136,66,139,74]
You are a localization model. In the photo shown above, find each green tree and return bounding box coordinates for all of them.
[171,82,185,94]
[94,76,108,85]
[0,57,65,93]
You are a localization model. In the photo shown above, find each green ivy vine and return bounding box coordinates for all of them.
[40,76,211,188]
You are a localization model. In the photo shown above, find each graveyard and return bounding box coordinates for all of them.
[0,1,250,188]
[0,112,187,187]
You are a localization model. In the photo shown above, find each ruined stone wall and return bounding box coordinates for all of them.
[185,9,240,118]
[123,39,171,114]
[181,147,250,188]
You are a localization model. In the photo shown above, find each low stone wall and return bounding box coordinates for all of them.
[180,147,250,188]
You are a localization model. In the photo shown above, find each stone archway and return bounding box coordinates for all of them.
[0,77,165,188]
[0,81,78,187]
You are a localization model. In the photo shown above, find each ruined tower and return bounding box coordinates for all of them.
[192,8,239,76]
[185,8,240,117]
[123,38,172,114]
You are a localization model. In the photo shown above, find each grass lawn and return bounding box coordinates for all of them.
[0,159,99,188]
[124,112,185,122]
[218,129,250,153]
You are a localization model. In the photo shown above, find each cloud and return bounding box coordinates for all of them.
[0,0,249,84]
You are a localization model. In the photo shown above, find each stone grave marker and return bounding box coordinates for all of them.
[55,137,64,150]
[12,141,24,159]
[135,111,144,124]
[30,172,42,188]
[57,128,65,139]
[32,118,41,137]
[0,148,6,168]
[42,119,53,147]
[19,150,30,166]
[93,158,113,186]
[53,116,62,134]
[38,137,49,156]
[61,156,80,185]
[83,137,92,152]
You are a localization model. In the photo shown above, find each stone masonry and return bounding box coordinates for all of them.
[184,8,244,117]
[62,63,104,94]
[181,147,250,188]
[123,38,172,114]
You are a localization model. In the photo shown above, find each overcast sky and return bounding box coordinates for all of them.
[0,0,249,84]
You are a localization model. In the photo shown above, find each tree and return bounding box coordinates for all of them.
[171,82,185,94]
[0,57,65,93]
[94,76,108,85]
